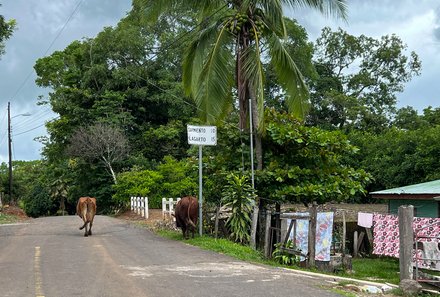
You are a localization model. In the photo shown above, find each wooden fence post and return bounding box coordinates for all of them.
[353,230,358,258]
[308,202,317,268]
[264,207,272,258]
[399,205,414,281]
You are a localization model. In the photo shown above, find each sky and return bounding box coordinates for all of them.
[0,0,439,162]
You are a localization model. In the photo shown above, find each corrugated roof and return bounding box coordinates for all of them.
[370,179,440,195]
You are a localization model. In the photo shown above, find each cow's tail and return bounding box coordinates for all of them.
[187,197,197,229]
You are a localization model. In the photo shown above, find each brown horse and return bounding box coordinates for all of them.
[76,197,96,237]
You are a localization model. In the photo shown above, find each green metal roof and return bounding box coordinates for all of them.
[370,179,440,195]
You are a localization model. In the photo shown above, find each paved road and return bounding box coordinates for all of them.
[0,216,341,297]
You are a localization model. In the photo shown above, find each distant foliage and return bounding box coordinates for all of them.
[112,170,163,209]
[22,183,56,218]
[112,156,197,209]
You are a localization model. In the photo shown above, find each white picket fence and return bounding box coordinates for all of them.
[130,196,149,219]
[162,197,181,219]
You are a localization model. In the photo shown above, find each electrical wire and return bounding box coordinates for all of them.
[8,0,85,102]
[12,3,231,136]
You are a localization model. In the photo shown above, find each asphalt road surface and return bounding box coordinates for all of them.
[0,215,341,297]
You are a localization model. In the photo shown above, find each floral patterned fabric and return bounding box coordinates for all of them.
[287,212,334,261]
[372,214,440,270]
[372,213,400,257]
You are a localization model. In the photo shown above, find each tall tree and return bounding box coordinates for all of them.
[143,0,346,250]
[0,4,16,58]
[67,123,129,184]
[143,0,347,170]
[309,27,421,131]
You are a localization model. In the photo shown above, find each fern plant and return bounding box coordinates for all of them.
[272,240,301,266]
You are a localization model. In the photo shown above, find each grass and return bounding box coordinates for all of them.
[157,229,273,265]
[342,257,401,284]
[156,229,406,285]
[0,212,20,224]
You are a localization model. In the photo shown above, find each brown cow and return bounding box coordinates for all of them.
[76,197,96,237]
[174,196,199,239]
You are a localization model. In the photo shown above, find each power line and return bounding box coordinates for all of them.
[12,4,230,136]
[9,0,85,101]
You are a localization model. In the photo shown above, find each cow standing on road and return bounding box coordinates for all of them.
[76,197,96,237]
[174,196,198,239]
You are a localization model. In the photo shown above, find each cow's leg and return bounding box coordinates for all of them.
[79,221,87,230]
[182,226,188,239]
[84,222,89,237]
[88,220,93,236]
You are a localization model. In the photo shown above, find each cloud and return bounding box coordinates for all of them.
[285,0,440,112]
[0,0,131,161]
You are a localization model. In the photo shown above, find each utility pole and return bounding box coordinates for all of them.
[8,102,13,205]
[6,103,31,206]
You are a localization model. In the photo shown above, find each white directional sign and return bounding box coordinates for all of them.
[187,125,217,146]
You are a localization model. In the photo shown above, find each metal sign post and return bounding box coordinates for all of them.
[187,125,217,236]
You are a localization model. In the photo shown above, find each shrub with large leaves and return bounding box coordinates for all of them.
[222,173,255,244]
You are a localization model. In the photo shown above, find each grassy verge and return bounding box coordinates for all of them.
[0,212,20,224]
[157,229,273,265]
[340,257,400,284]
[156,229,405,285]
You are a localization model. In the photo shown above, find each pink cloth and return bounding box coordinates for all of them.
[357,212,373,228]
[373,214,440,265]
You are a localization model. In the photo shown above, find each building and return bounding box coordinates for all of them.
[370,180,440,218]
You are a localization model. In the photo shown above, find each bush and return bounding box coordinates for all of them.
[113,170,163,209]
[22,184,56,218]
[156,156,197,198]
[222,173,255,244]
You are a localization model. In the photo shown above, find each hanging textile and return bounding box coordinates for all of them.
[357,212,373,228]
[372,213,400,257]
[287,212,334,261]
[373,214,440,269]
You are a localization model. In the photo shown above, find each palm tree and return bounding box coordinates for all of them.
[143,0,346,249]
[143,0,347,170]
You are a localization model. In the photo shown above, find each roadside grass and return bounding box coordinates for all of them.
[0,212,20,224]
[340,257,400,285]
[156,229,405,285]
[157,229,273,265]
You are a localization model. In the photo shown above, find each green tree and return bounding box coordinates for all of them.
[144,0,347,170]
[347,126,440,195]
[0,5,16,58]
[309,27,421,131]
[34,7,197,212]
[258,109,371,205]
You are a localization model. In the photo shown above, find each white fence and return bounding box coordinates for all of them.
[130,196,149,219]
[162,197,181,219]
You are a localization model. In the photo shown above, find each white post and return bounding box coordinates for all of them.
[162,198,166,219]
[141,197,145,217]
[136,197,140,215]
[145,197,149,219]
[169,198,174,215]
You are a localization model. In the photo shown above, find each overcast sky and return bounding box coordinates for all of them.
[0,0,439,162]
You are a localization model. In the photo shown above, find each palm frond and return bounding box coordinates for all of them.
[257,0,286,36]
[283,0,347,20]
[182,22,222,96]
[268,33,310,119]
[193,26,235,124]
[243,27,266,133]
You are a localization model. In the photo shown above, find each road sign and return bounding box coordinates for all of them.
[187,125,217,146]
